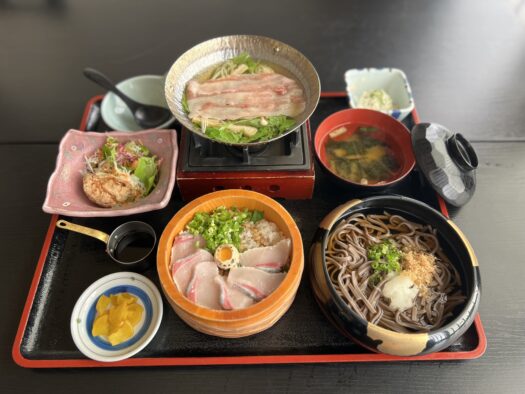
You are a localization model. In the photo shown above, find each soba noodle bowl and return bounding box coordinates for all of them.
[325,211,466,333]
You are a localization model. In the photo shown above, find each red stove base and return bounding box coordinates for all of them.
[176,128,315,201]
[177,170,315,201]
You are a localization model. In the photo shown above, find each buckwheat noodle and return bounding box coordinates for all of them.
[325,212,466,333]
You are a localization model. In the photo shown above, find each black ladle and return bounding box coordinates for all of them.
[83,67,172,129]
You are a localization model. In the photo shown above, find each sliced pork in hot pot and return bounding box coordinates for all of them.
[187,73,306,121]
[186,73,300,98]
[181,53,309,144]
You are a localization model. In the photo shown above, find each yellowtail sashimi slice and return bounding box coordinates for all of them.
[171,233,207,262]
[239,239,291,272]
[171,249,214,293]
[215,276,254,310]
[227,267,286,301]
[185,261,222,310]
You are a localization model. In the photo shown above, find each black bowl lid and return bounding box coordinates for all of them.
[411,123,478,207]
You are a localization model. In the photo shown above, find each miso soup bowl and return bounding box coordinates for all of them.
[314,108,415,191]
[157,189,304,338]
[309,195,481,356]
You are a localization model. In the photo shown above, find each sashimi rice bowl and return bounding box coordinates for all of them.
[157,190,304,338]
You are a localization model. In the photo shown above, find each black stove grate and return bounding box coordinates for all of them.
[181,123,312,172]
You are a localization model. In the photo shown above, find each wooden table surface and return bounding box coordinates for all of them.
[1,0,524,393]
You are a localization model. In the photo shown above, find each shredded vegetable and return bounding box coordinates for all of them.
[86,137,159,196]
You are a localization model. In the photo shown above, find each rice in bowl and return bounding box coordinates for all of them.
[240,219,285,251]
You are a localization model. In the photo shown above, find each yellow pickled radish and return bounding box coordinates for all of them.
[109,303,128,327]
[108,321,134,346]
[92,292,143,346]
[110,294,120,306]
[96,295,111,315]
[119,293,137,305]
[126,303,143,326]
[92,313,110,337]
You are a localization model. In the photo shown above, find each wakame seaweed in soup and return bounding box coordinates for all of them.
[324,124,401,185]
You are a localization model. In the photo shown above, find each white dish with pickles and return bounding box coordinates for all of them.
[344,68,415,121]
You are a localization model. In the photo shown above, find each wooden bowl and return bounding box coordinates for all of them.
[157,189,304,338]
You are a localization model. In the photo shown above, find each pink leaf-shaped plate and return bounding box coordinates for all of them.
[42,129,178,217]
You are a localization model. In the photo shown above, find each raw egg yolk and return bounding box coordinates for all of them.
[218,247,232,261]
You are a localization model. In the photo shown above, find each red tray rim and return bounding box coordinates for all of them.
[12,93,487,368]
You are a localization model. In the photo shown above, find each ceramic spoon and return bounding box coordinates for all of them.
[83,68,172,129]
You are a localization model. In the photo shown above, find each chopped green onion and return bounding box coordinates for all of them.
[367,240,402,285]
[186,206,264,252]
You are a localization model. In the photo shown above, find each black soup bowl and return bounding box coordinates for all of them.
[309,195,481,356]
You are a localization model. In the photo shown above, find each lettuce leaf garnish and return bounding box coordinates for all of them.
[134,156,158,195]
[102,136,118,165]
[202,115,296,144]
[231,52,260,73]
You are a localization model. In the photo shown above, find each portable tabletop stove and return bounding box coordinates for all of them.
[176,121,315,200]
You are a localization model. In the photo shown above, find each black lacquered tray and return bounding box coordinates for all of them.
[13,93,486,367]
